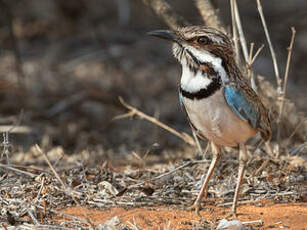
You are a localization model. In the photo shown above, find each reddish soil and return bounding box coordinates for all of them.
[58,203,307,229]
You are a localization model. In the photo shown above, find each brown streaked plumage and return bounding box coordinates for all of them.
[148,25,272,217]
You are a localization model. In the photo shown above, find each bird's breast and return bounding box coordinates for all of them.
[181,88,257,147]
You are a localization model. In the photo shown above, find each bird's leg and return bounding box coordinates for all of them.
[231,143,248,217]
[190,142,221,216]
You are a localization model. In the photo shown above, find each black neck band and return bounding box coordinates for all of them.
[180,77,221,100]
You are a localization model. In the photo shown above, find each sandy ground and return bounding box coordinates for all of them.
[58,203,307,229]
[0,2,306,230]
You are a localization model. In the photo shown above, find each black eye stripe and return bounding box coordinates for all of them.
[186,49,200,66]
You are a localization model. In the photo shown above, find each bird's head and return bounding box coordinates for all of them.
[148,26,234,73]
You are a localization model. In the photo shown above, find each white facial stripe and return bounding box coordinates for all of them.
[184,46,228,82]
[180,62,212,93]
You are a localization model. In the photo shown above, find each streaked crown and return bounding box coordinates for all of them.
[148,26,234,65]
[173,26,233,60]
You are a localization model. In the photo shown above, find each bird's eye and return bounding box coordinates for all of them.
[197,36,208,44]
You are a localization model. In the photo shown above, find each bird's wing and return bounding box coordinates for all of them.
[223,83,272,141]
[223,85,259,129]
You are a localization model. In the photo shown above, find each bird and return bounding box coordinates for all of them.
[148,26,272,216]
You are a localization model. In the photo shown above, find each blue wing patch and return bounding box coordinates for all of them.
[178,90,190,119]
[223,86,258,129]
[179,91,183,108]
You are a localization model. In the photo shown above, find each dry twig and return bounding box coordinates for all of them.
[0,163,38,178]
[282,26,297,101]
[242,220,263,225]
[247,43,264,91]
[253,158,270,177]
[276,27,296,156]
[194,0,225,32]
[34,176,46,202]
[290,142,307,155]
[233,0,249,63]
[0,126,31,133]
[142,0,189,30]
[192,129,205,157]
[35,145,67,189]
[35,145,94,228]
[230,0,240,64]
[128,159,209,189]
[114,97,195,146]
[217,199,258,207]
[27,207,40,226]
[247,43,254,80]
[251,44,265,65]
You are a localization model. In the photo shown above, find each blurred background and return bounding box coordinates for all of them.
[0,0,306,165]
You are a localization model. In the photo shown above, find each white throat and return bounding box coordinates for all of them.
[180,63,212,93]
[180,47,228,93]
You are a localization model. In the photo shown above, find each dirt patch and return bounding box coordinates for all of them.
[1,154,306,229]
[58,203,307,229]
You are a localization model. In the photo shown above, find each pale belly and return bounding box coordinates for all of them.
[182,89,257,147]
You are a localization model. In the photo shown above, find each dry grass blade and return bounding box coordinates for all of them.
[115,97,196,146]
[256,0,281,93]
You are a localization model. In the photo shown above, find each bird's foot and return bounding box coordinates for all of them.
[188,202,202,217]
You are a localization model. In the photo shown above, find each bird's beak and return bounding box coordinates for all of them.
[147,30,183,44]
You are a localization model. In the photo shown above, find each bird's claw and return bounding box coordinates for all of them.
[188,203,202,217]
